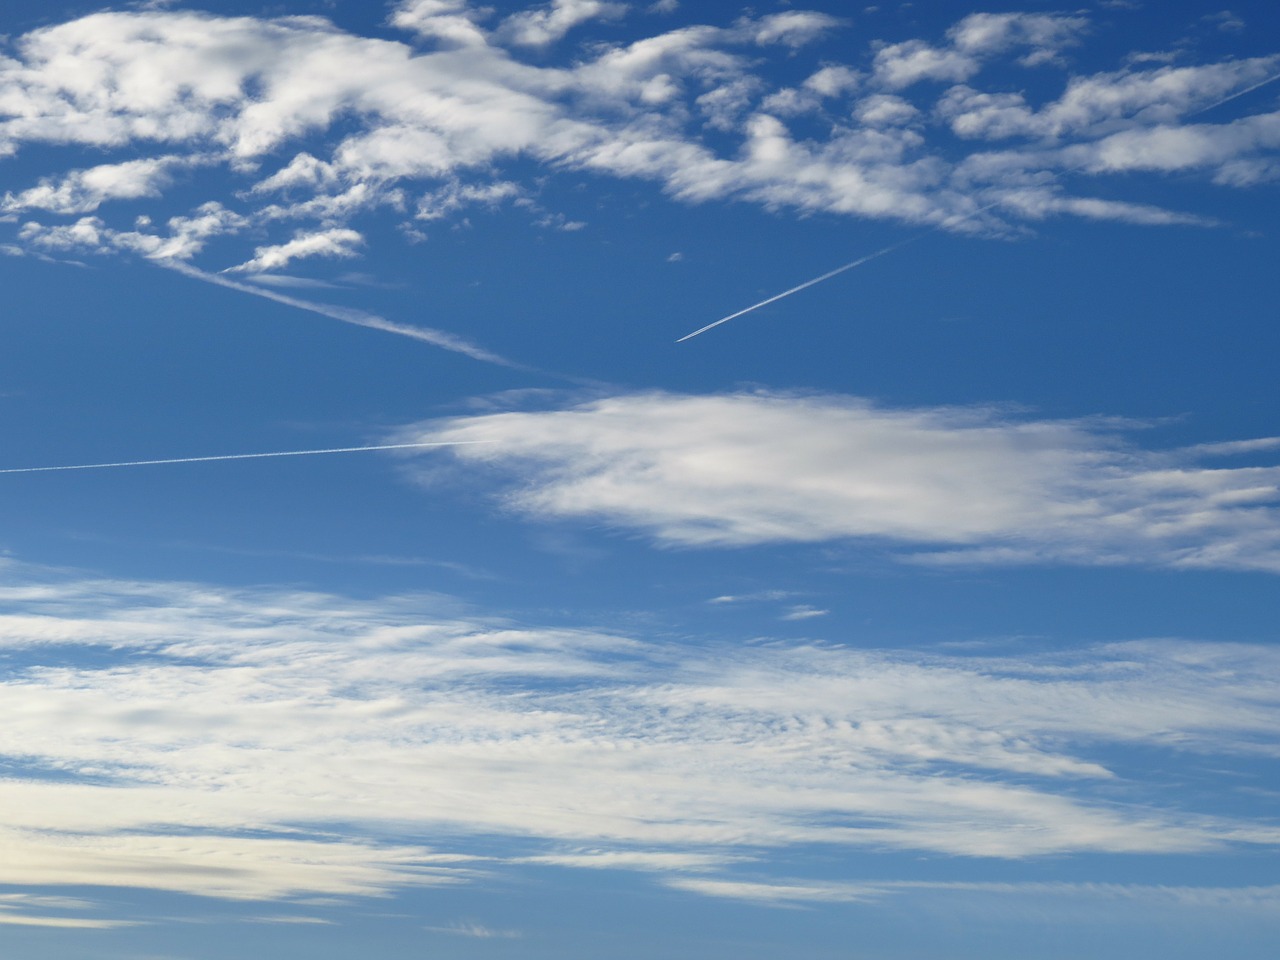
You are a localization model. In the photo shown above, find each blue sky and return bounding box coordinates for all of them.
[1,0,1279,955]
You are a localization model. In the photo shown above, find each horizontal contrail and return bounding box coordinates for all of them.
[0,440,491,475]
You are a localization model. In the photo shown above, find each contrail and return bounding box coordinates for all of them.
[675,241,913,343]
[162,261,525,369]
[1187,67,1280,118]
[0,440,492,475]
[677,66,1280,343]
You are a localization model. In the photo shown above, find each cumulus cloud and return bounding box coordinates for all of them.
[399,391,1280,571]
[0,563,1277,912]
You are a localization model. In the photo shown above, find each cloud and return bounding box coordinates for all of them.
[947,12,1087,65]
[747,12,844,49]
[1,156,192,215]
[781,605,828,621]
[667,876,1280,909]
[0,562,1277,911]
[939,57,1280,142]
[2,4,1276,276]
[498,0,625,48]
[423,920,522,938]
[390,0,491,47]
[224,228,365,273]
[873,40,980,89]
[398,390,1280,571]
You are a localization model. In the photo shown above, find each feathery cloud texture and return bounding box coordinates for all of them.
[0,561,1277,917]
[402,391,1280,570]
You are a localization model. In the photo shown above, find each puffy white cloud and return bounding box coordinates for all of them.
[390,0,490,47]
[947,12,1087,64]
[1070,112,1280,179]
[498,0,625,48]
[804,64,861,97]
[0,563,1277,909]
[18,202,248,261]
[874,40,979,89]
[1,156,190,214]
[747,11,844,49]
[225,227,365,273]
[855,93,920,126]
[399,391,1280,571]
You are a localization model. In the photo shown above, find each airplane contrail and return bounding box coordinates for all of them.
[1186,67,1280,118]
[162,261,526,369]
[677,67,1280,343]
[675,241,914,343]
[0,440,493,475]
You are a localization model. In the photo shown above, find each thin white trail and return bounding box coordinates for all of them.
[676,68,1280,343]
[0,440,492,475]
[675,242,912,343]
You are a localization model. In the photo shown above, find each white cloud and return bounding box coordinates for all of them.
[747,12,844,49]
[498,0,625,48]
[939,57,1280,142]
[855,93,920,126]
[947,12,1087,65]
[390,0,490,47]
[668,876,1280,909]
[1,4,1277,272]
[874,40,979,89]
[399,391,1280,571]
[0,562,1277,911]
[1,156,190,215]
[1068,112,1280,180]
[224,227,365,273]
[18,203,248,261]
[781,605,828,621]
[804,64,860,97]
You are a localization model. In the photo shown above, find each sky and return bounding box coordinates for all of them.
[1,0,1279,956]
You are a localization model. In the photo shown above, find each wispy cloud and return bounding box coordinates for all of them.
[0,562,1277,906]
[399,390,1280,572]
[165,261,524,366]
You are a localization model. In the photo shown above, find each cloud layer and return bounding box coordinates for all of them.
[2,4,1277,277]
[0,561,1277,918]
[401,391,1280,571]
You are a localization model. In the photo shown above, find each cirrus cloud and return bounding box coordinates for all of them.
[398,390,1280,571]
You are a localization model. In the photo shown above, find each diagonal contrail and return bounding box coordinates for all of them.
[677,67,1280,343]
[162,261,526,369]
[0,440,492,475]
[675,241,914,343]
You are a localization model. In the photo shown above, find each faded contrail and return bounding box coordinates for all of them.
[0,440,492,475]
[1187,67,1280,118]
[162,261,525,369]
[677,67,1280,343]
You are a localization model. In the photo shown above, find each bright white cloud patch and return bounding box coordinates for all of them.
[225,227,365,273]
[0,562,1277,913]
[401,391,1280,571]
[0,3,1277,279]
